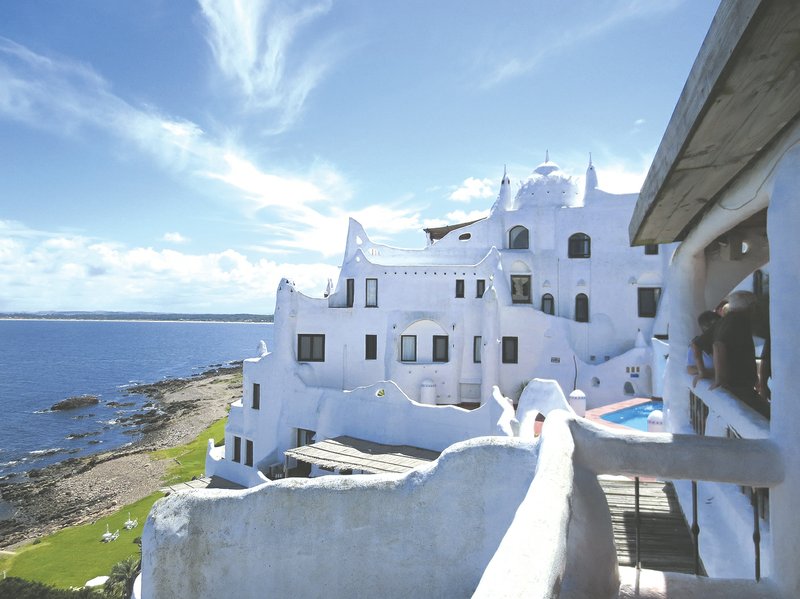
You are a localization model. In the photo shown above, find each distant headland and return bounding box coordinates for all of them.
[0,311,273,323]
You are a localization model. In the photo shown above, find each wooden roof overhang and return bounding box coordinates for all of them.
[630,0,800,246]
[284,436,440,474]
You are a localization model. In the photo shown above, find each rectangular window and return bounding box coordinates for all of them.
[401,335,417,362]
[252,383,260,410]
[432,335,449,362]
[644,244,659,255]
[245,439,253,467]
[455,279,465,298]
[473,336,482,363]
[511,275,532,304]
[503,337,519,364]
[502,337,519,364]
[233,436,241,463]
[366,278,378,307]
[365,334,377,360]
[346,278,355,307]
[476,279,486,298]
[638,287,661,318]
[297,334,325,362]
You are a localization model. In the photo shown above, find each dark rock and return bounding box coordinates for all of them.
[51,395,100,411]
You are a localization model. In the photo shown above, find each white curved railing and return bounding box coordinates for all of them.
[685,373,769,439]
[475,410,783,598]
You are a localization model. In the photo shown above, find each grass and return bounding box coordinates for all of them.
[0,417,228,588]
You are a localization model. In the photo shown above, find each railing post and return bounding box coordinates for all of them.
[692,480,700,575]
[635,476,641,569]
[753,489,761,582]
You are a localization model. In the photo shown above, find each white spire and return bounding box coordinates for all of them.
[545,149,550,163]
[496,165,513,210]
[585,152,598,192]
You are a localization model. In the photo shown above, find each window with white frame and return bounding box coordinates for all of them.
[511,274,532,304]
[508,225,529,249]
[432,335,449,362]
[401,335,417,362]
[541,293,555,315]
[637,287,661,318]
[502,336,518,364]
[366,278,378,307]
[297,334,325,362]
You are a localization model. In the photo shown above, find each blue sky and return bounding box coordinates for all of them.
[0,0,719,313]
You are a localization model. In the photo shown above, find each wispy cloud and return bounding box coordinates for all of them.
[198,0,341,132]
[0,220,338,312]
[449,177,496,203]
[481,0,685,88]
[163,232,189,244]
[0,37,423,263]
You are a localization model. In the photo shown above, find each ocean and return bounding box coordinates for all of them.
[0,319,274,481]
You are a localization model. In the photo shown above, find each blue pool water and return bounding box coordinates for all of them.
[600,400,663,431]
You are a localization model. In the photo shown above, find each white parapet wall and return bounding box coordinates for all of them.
[144,437,537,599]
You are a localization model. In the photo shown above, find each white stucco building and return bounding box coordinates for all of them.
[207,156,670,486]
[140,2,800,597]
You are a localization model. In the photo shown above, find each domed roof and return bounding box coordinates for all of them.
[511,158,581,210]
[532,160,560,176]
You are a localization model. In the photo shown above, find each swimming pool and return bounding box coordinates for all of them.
[600,400,663,431]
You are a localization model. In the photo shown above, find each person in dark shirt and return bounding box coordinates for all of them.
[693,291,769,418]
[688,310,720,375]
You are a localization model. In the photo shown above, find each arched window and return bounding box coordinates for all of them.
[575,293,589,322]
[541,293,554,315]
[568,233,591,258]
[508,226,529,249]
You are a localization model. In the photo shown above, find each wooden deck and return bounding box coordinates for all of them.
[599,476,705,575]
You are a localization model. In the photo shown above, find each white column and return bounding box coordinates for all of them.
[766,145,800,595]
[664,248,707,432]
[480,286,500,404]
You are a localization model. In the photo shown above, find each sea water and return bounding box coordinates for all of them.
[0,319,274,480]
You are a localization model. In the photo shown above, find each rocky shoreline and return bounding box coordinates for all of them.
[0,364,243,550]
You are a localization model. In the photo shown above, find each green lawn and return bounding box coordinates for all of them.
[0,417,227,588]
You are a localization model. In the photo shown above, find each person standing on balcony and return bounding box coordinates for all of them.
[688,310,721,375]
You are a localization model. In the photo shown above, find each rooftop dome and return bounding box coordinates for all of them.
[532,161,561,176]
[510,157,582,210]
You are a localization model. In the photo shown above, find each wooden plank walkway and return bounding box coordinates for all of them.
[599,476,705,575]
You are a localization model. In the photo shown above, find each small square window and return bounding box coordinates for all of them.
[298,334,325,362]
[644,244,659,255]
[365,334,377,360]
[502,336,518,364]
[476,279,486,298]
[252,383,260,410]
[455,279,465,298]
[473,336,482,363]
[433,335,449,362]
[401,335,417,362]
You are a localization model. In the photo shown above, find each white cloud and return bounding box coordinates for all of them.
[0,223,338,312]
[445,209,490,223]
[163,232,189,244]
[591,161,650,194]
[0,38,352,232]
[198,0,341,132]
[449,177,496,203]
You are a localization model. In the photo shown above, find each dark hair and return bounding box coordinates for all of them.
[698,310,720,330]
